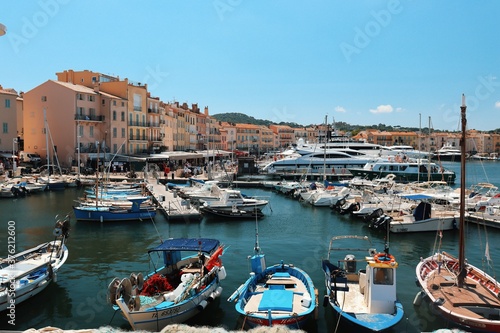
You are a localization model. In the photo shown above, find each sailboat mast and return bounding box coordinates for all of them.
[323,115,327,181]
[43,108,50,179]
[458,94,467,288]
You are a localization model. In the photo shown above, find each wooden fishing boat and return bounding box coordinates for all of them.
[415,95,500,332]
[109,238,227,331]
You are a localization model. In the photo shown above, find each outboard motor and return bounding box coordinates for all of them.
[364,208,384,224]
[344,254,356,273]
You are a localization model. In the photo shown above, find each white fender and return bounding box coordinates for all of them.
[413,291,424,306]
[197,300,208,311]
[208,286,223,302]
[218,266,227,280]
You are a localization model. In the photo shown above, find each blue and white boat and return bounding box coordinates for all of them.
[108,238,227,331]
[322,235,403,331]
[227,218,317,328]
[73,197,156,222]
[0,216,70,312]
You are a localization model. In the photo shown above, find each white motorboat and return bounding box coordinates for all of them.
[0,216,70,312]
[202,189,269,211]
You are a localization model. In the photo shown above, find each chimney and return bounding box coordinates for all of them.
[204,106,209,116]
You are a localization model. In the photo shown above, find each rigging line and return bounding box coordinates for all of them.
[104,139,127,180]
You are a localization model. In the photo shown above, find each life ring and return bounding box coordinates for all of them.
[373,253,396,264]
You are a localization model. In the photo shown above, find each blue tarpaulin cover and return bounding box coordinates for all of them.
[258,289,294,312]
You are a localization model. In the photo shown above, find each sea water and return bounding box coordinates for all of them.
[1,161,499,333]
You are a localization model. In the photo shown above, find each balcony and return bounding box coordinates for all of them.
[75,114,105,122]
[147,121,161,128]
[129,135,147,141]
[128,121,148,127]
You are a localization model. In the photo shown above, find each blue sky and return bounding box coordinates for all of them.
[2,1,500,131]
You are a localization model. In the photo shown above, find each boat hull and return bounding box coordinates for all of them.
[115,278,223,331]
[73,206,156,222]
[390,216,458,233]
[348,169,456,184]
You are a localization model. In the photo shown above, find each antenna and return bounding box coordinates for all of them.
[254,204,260,254]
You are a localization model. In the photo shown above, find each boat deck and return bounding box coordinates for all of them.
[424,261,500,319]
[243,274,309,317]
[0,252,52,282]
[145,178,202,221]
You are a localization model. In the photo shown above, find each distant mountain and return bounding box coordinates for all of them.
[211,112,456,133]
[211,113,302,127]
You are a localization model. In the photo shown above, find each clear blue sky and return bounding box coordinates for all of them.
[2,1,500,131]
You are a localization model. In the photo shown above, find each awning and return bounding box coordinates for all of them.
[399,194,433,200]
[151,152,203,160]
[148,238,220,253]
[196,150,232,158]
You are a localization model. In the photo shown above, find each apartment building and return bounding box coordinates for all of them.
[269,124,294,148]
[0,86,20,153]
[24,80,109,167]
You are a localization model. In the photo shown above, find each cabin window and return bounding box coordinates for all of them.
[374,268,393,285]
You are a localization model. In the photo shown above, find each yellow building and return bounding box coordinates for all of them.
[0,85,20,154]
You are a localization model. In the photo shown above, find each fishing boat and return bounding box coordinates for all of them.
[415,95,500,332]
[199,205,265,219]
[108,238,227,331]
[72,196,157,222]
[227,212,317,329]
[0,215,70,312]
[321,235,404,331]
[348,158,456,184]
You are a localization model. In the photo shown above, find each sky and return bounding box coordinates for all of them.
[2,1,500,131]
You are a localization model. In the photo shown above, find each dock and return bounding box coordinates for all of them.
[145,178,202,221]
[467,212,500,229]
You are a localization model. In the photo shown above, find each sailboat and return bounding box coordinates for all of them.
[415,95,500,332]
[39,108,66,191]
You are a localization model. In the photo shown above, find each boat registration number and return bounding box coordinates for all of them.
[151,307,180,318]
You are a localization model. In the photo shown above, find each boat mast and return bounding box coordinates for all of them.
[458,94,467,288]
[43,108,50,181]
[96,140,100,210]
[254,205,261,255]
[323,115,327,181]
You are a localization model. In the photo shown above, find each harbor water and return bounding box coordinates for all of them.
[1,161,500,332]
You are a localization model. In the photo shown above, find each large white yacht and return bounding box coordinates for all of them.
[433,142,463,162]
[261,149,378,175]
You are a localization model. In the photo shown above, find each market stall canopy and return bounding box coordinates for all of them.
[196,150,232,158]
